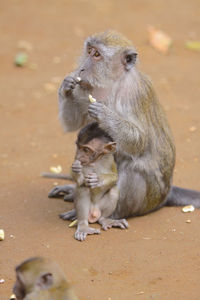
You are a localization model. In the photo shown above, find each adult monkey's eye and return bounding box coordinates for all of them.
[126,55,132,63]
[94,51,100,57]
[88,47,92,54]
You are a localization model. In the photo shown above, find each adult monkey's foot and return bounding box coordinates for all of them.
[48,184,75,202]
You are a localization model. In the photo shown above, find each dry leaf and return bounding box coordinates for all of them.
[189,126,197,132]
[148,25,172,54]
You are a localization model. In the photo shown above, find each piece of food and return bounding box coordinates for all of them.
[0,279,5,284]
[186,219,191,223]
[185,41,200,51]
[77,76,81,82]
[182,205,195,213]
[49,165,62,174]
[10,295,17,300]
[69,219,78,227]
[148,25,172,54]
[89,94,97,103]
[0,229,5,241]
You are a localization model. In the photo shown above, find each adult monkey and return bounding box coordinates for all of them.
[13,257,78,300]
[49,30,200,218]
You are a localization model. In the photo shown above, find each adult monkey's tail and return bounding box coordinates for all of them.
[165,186,200,208]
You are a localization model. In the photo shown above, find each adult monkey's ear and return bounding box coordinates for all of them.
[121,49,137,71]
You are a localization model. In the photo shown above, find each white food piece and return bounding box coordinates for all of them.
[10,295,17,300]
[88,94,97,103]
[0,229,5,241]
[49,165,62,174]
[76,76,81,82]
[0,279,5,284]
[182,205,195,213]
[69,219,78,227]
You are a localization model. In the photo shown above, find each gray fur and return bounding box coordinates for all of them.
[55,31,200,218]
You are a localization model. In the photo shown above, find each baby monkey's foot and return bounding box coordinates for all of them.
[75,226,100,242]
[99,218,129,231]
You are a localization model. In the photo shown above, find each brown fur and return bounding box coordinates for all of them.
[71,123,128,241]
[51,30,200,219]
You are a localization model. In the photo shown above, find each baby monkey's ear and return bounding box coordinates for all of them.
[103,142,117,154]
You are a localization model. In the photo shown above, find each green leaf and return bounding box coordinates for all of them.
[14,52,28,66]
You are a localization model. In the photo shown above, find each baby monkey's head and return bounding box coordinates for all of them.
[75,122,116,165]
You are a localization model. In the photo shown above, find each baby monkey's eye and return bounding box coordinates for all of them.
[88,47,92,54]
[83,147,91,154]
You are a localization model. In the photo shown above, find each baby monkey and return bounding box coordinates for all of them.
[72,122,128,241]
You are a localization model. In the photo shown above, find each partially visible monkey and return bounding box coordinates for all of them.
[13,257,78,300]
[69,122,128,241]
[49,30,200,219]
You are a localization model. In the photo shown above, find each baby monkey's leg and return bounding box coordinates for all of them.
[75,188,100,241]
[98,186,129,230]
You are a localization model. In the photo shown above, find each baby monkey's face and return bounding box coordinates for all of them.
[75,138,116,166]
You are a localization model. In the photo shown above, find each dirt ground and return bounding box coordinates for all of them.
[0,0,200,299]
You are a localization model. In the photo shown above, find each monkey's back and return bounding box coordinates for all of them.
[113,73,176,217]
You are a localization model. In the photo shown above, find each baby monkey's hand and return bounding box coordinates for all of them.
[72,160,83,174]
[85,173,99,188]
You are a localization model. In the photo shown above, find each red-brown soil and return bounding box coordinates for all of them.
[0,1,200,299]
